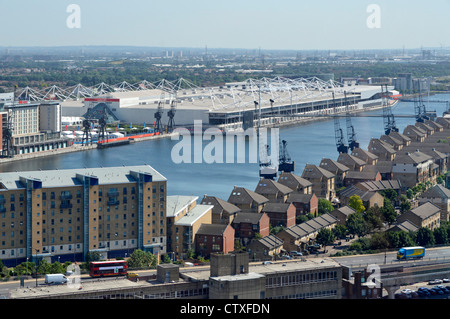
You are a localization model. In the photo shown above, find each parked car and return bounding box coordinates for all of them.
[435,285,450,294]
[428,279,443,285]
[290,251,303,257]
[418,289,431,297]
[443,278,450,283]
[431,287,444,295]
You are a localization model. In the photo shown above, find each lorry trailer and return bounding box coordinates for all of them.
[396,246,425,260]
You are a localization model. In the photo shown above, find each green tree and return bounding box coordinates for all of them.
[399,195,411,213]
[434,227,449,245]
[364,206,384,233]
[332,224,348,240]
[381,198,397,226]
[348,195,365,213]
[346,212,367,238]
[416,227,435,247]
[318,198,334,215]
[369,232,389,250]
[316,228,335,252]
[36,259,52,275]
[379,189,398,203]
[127,249,157,269]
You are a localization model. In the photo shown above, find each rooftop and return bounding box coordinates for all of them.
[0,165,166,190]
[175,204,213,226]
[166,195,199,218]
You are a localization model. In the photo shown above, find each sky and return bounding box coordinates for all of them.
[0,0,449,51]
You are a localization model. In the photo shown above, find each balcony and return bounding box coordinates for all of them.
[107,190,119,197]
[60,203,73,209]
[60,194,73,200]
[107,199,120,206]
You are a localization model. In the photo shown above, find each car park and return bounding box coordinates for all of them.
[435,285,450,294]
[418,289,431,297]
[431,287,444,295]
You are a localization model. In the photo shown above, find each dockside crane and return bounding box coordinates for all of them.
[2,110,14,158]
[167,96,177,133]
[333,92,348,154]
[381,84,398,135]
[413,79,430,123]
[278,139,295,172]
[154,92,164,134]
[344,91,359,151]
[97,113,108,144]
[81,118,94,146]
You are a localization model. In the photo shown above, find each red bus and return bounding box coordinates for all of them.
[89,260,128,277]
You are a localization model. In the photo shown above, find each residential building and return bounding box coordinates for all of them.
[387,220,419,233]
[276,214,338,252]
[362,161,393,180]
[337,153,366,172]
[173,204,213,259]
[228,186,269,214]
[403,125,426,142]
[246,234,284,261]
[380,134,404,151]
[392,150,434,189]
[254,178,293,203]
[277,172,313,194]
[0,165,167,267]
[351,148,378,165]
[166,195,198,258]
[330,206,357,225]
[418,185,450,221]
[355,180,402,194]
[261,202,296,228]
[344,170,382,187]
[319,158,349,189]
[389,131,411,147]
[397,202,441,230]
[301,164,335,201]
[424,120,443,133]
[232,212,270,245]
[286,193,319,216]
[367,138,396,161]
[195,224,235,258]
[338,186,385,210]
[201,195,241,225]
[416,122,435,137]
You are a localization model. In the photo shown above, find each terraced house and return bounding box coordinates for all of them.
[0,165,167,266]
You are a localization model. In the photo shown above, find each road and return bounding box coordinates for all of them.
[330,246,450,268]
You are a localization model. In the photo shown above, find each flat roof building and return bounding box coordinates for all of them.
[0,165,167,266]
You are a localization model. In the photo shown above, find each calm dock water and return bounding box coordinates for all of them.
[0,94,448,201]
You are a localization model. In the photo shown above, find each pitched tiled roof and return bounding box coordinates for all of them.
[279,213,338,240]
[261,202,292,213]
[255,234,283,249]
[196,223,230,236]
[255,179,293,196]
[232,212,266,224]
[228,186,269,205]
[277,172,312,189]
[302,164,335,179]
[201,195,241,215]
